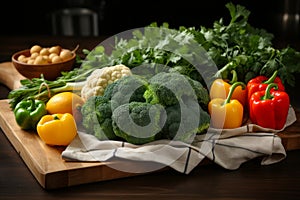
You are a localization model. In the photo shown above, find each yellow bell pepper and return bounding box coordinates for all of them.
[37,113,77,146]
[209,70,247,106]
[208,82,245,129]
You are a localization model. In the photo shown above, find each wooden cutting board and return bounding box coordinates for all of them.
[1,62,300,190]
[0,99,146,189]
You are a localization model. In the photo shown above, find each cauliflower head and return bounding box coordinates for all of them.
[81,64,132,101]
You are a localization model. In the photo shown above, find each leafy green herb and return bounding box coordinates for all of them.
[197,2,300,85]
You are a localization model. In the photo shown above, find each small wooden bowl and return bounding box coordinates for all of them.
[12,49,76,80]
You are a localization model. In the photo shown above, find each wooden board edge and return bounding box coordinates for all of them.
[277,132,300,150]
[43,165,140,190]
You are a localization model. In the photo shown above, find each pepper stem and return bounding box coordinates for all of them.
[229,70,238,84]
[53,115,60,120]
[223,82,245,105]
[262,83,278,100]
[263,70,278,84]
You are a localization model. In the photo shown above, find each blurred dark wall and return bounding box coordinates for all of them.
[0,0,299,49]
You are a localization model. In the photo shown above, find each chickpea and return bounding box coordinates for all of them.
[49,46,61,55]
[30,52,39,59]
[40,48,50,56]
[30,45,42,54]
[27,59,35,65]
[51,55,63,63]
[48,53,57,60]
[34,55,48,65]
[59,49,73,61]
[42,55,51,63]
[23,44,75,65]
[17,55,27,62]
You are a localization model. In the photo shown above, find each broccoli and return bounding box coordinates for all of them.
[161,97,210,143]
[81,71,211,145]
[143,72,209,110]
[102,80,119,100]
[112,102,166,145]
[103,75,149,110]
[185,76,210,111]
[81,96,117,140]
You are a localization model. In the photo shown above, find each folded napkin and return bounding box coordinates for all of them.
[62,105,297,174]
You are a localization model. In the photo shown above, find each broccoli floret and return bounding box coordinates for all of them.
[144,72,189,106]
[162,97,210,143]
[169,65,205,84]
[81,96,117,140]
[112,102,166,145]
[104,75,148,110]
[185,76,210,111]
[143,72,209,108]
[102,80,118,100]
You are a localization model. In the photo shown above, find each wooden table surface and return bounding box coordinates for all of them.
[1,35,300,200]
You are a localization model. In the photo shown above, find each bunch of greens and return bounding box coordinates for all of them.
[8,2,300,110]
[192,2,300,86]
[72,2,300,86]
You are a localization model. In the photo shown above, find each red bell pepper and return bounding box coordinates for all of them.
[246,70,285,102]
[249,83,290,130]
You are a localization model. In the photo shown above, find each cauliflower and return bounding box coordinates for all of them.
[81,64,132,101]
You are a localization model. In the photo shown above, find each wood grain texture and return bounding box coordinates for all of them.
[0,99,300,189]
[0,62,26,90]
[0,99,138,189]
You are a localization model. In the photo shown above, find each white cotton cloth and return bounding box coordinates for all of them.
[62,105,296,174]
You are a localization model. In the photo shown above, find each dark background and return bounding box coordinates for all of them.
[0,0,299,49]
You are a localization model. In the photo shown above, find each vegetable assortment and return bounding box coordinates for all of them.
[9,3,300,110]
[209,72,290,130]
[7,3,300,145]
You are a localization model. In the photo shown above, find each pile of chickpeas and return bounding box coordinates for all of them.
[17,45,74,65]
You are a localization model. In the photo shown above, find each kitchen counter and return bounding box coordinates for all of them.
[1,35,300,200]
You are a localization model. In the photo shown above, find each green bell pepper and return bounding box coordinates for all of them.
[13,97,47,130]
